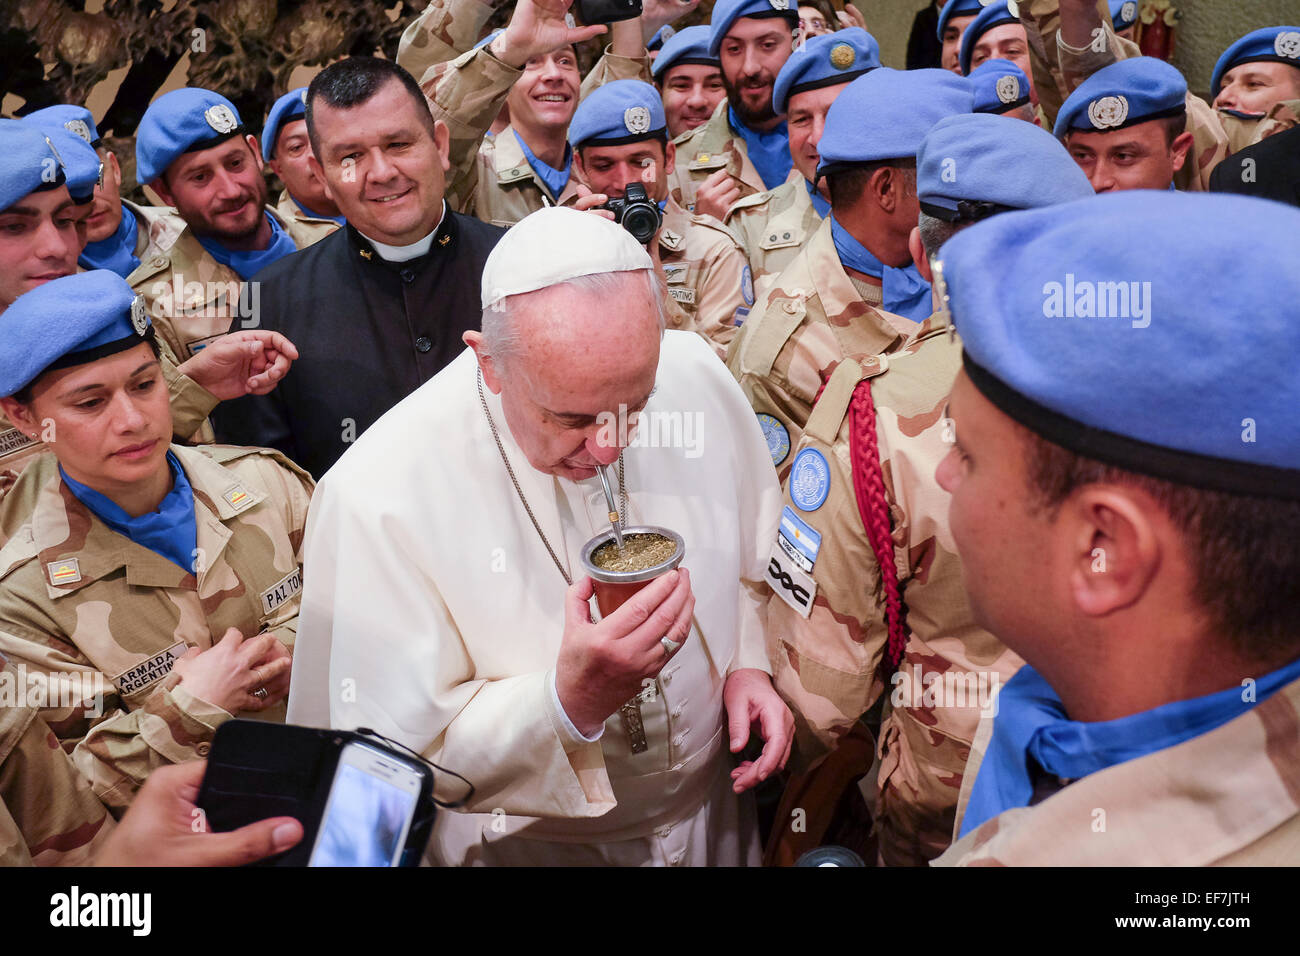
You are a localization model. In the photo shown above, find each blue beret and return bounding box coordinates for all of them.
[23,121,102,204]
[648,24,674,52]
[1210,26,1300,98]
[917,113,1093,223]
[968,58,1031,113]
[24,104,100,147]
[0,270,153,398]
[818,68,972,174]
[1054,57,1186,137]
[652,25,718,79]
[0,120,67,212]
[936,0,985,41]
[570,80,667,148]
[772,28,880,115]
[262,88,308,161]
[959,0,1022,75]
[708,0,799,58]
[1109,0,1139,32]
[136,88,245,185]
[943,191,1300,497]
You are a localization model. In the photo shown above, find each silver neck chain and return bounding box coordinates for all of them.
[477,367,625,587]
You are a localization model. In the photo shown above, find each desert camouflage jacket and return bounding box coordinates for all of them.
[0,671,114,866]
[668,99,769,214]
[130,204,333,362]
[724,170,822,301]
[656,195,752,356]
[726,216,916,468]
[762,314,1022,866]
[416,42,650,227]
[397,0,501,84]
[0,444,312,811]
[273,188,343,235]
[937,671,1300,865]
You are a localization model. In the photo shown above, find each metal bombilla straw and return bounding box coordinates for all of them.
[597,463,625,551]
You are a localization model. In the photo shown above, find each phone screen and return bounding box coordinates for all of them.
[308,743,422,867]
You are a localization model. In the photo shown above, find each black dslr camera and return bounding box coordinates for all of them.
[601,182,662,245]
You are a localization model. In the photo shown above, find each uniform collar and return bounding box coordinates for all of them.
[27,445,266,598]
[658,195,691,251]
[346,204,458,267]
[804,216,905,358]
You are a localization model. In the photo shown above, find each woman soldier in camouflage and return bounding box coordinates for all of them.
[0,270,313,814]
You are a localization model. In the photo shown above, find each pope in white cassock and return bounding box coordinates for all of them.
[287,206,793,866]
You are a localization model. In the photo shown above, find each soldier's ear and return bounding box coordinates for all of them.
[432,119,452,174]
[149,175,176,209]
[0,397,38,437]
[908,227,932,282]
[1169,131,1195,174]
[246,134,265,171]
[663,141,676,179]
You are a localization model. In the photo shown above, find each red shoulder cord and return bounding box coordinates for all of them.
[848,378,908,672]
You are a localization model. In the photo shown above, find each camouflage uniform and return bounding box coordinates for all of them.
[724,170,821,301]
[657,196,752,356]
[0,443,313,812]
[762,313,1022,866]
[130,205,334,362]
[416,44,651,228]
[1021,1,1297,188]
[1,200,219,513]
[936,672,1300,865]
[273,188,342,238]
[668,99,769,214]
[726,216,918,466]
[0,667,115,866]
[397,0,503,87]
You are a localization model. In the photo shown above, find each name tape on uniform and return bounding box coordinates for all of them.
[778,505,821,572]
[112,641,188,696]
[260,566,303,616]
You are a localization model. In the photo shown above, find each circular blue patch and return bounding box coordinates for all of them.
[757,413,790,466]
[789,448,831,511]
[741,265,755,307]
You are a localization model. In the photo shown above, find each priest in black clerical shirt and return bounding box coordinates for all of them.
[213,57,505,478]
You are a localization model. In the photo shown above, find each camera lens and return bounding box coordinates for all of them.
[621,207,658,244]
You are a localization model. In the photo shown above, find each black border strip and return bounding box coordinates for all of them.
[961,353,1300,501]
[42,327,155,377]
[574,125,668,148]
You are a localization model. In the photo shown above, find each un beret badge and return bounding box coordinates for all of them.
[829,44,855,69]
[1087,94,1129,129]
[64,119,92,143]
[1276,32,1300,60]
[769,0,790,10]
[1005,0,1019,17]
[130,295,149,336]
[996,75,1020,103]
[204,104,239,134]
[624,106,652,134]
[1120,1,1137,21]
[300,89,308,105]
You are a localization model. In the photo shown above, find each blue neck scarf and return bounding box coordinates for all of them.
[805,178,831,218]
[291,196,346,226]
[514,131,571,201]
[829,215,932,323]
[79,206,140,279]
[60,451,198,574]
[961,656,1300,838]
[196,212,299,280]
[729,107,791,191]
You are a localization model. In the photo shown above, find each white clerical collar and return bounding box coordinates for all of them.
[360,202,446,262]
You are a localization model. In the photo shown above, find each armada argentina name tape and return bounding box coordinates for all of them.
[0,663,106,718]
[1041,273,1152,328]
[50,887,151,936]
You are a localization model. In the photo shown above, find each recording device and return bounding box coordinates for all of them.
[602,182,662,245]
[197,720,473,867]
[576,0,642,25]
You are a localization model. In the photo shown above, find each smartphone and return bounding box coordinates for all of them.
[576,0,642,26]
[307,741,425,867]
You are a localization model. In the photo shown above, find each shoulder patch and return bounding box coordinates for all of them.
[46,558,81,586]
[789,448,831,512]
[742,265,755,306]
[757,412,790,466]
